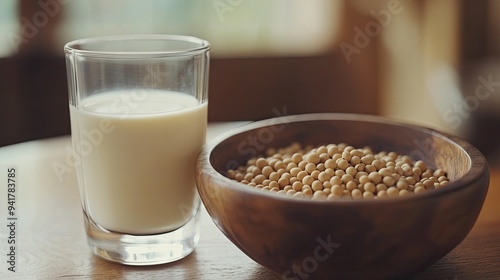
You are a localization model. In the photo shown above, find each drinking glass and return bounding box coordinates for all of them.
[64,34,210,265]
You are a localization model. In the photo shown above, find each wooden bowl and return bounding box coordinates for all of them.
[195,113,489,279]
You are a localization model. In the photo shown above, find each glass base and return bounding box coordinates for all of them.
[83,204,201,266]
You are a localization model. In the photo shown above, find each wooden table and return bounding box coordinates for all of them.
[0,122,499,279]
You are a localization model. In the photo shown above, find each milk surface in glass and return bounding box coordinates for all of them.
[70,89,207,234]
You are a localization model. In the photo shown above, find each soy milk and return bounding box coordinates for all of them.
[70,90,207,234]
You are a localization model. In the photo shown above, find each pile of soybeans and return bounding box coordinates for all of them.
[226,142,450,201]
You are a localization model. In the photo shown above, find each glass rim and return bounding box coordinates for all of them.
[64,34,210,58]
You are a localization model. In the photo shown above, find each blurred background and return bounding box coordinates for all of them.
[0,0,499,163]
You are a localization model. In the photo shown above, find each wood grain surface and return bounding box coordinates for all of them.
[0,122,498,280]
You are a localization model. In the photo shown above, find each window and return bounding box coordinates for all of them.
[56,0,343,57]
[0,0,19,57]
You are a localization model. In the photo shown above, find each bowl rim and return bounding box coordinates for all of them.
[199,113,489,205]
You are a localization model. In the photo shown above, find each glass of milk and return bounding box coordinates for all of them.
[64,34,210,265]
